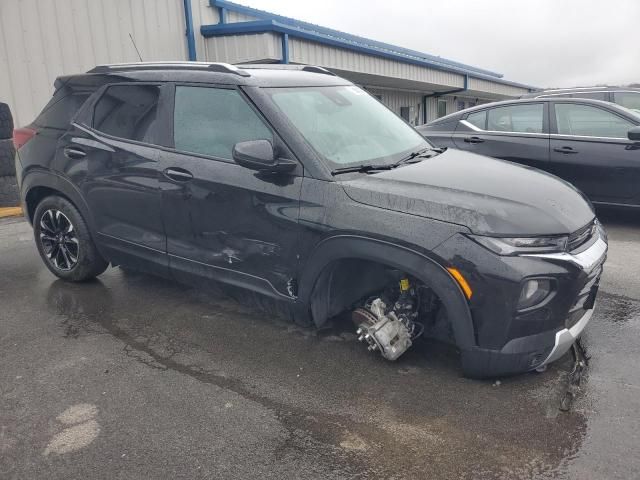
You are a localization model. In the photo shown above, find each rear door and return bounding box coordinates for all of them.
[452,102,550,171]
[159,84,303,299]
[548,102,640,204]
[56,83,171,275]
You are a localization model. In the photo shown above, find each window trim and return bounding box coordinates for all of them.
[550,101,637,140]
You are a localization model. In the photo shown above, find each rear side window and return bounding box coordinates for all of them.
[613,92,640,111]
[173,86,272,160]
[554,103,633,138]
[487,104,544,133]
[35,93,89,129]
[466,110,486,130]
[93,85,161,143]
[573,92,607,101]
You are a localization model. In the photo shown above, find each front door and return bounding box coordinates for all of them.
[56,83,170,275]
[159,84,302,299]
[548,102,640,204]
[453,102,550,171]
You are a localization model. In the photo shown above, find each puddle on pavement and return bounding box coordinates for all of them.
[41,268,595,479]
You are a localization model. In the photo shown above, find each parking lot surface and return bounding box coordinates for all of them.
[1,209,639,480]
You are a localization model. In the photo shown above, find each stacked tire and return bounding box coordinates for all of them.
[0,102,19,208]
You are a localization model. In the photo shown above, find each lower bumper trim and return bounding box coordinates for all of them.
[539,304,595,367]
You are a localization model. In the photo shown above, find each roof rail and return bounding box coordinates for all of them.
[236,64,336,76]
[87,61,251,77]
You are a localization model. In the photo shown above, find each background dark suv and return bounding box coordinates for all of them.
[14,62,606,378]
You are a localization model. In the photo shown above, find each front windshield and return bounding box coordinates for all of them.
[266,86,430,167]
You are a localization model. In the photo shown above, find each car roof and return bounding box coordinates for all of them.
[427,97,638,125]
[60,62,354,88]
[522,86,640,98]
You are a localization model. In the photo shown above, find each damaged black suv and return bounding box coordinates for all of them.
[15,62,607,377]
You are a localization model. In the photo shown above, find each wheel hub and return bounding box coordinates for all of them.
[39,209,79,271]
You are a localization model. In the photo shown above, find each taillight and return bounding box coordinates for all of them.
[13,127,37,149]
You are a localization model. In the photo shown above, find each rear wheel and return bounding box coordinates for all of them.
[33,196,109,281]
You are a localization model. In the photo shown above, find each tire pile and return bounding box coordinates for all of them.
[0,102,19,208]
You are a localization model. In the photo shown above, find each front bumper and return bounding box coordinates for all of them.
[445,229,607,378]
[539,303,594,366]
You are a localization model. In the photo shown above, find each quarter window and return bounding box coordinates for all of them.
[173,86,272,160]
[466,110,486,130]
[93,85,161,142]
[574,92,607,101]
[487,104,544,133]
[36,93,90,130]
[554,103,633,138]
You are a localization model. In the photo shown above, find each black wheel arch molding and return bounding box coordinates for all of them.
[295,234,477,352]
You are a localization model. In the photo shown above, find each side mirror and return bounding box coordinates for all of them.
[232,140,297,173]
[628,126,640,142]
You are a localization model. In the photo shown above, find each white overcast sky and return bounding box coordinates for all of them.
[243,0,640,88]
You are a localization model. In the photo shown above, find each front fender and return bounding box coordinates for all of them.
[296,234,476,352]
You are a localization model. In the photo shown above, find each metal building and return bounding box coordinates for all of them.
[0,0,534,127]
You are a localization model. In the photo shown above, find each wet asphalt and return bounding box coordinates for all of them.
[0,209,639,480]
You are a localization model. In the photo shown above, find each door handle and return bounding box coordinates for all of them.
[553,146,578,154]
[63,147,86,159]
[464,136,484,144]
[164,167,193,182]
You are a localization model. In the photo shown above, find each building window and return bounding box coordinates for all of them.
[400,106,410,122]
[437,99,447,118]
[457,100,466,111]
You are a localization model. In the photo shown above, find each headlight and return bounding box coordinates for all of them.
[518,278,553,310]
[468,235,568,255]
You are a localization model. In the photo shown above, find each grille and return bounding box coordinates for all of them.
[568,221,597,252]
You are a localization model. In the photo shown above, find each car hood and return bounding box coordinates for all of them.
[339,149,595,236]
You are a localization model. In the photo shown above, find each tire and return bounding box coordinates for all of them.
[33,195,109,282]
[0,103,13,139]
[0,139,16,176]
[0,176,19,207]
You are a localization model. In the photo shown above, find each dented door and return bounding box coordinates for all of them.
[160,84,302,298]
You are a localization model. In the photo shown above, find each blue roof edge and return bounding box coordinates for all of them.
[200,18,536,91]
[210,0,505,79]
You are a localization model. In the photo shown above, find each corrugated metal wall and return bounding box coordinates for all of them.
[204,33,282,64]
[425,95,490,123]
[289,38,464,90]
[0,0,189,126]
[192,0,282,64]
[366,88,424,125]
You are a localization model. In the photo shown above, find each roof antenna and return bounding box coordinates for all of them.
[129,33,144,62]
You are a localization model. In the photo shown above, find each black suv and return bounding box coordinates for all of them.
[14,62,607,377]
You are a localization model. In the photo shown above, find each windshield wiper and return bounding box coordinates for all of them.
[393,147,446,167]
[331,147,446,176]
[331,164,393,175]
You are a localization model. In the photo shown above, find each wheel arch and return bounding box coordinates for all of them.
[297,235,476,351]
[22,170,94,231]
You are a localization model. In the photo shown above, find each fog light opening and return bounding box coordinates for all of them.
[518,278,552,310]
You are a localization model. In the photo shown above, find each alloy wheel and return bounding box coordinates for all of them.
[39,209,79,271]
